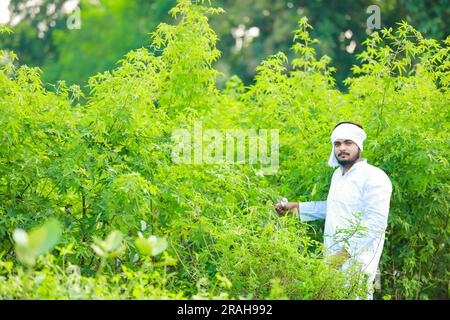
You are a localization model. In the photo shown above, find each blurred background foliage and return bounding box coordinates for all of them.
[1,0,449,90]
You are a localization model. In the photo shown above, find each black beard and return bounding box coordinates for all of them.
[337,150,361,166]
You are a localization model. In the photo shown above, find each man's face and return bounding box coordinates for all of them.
[333,139,361,166]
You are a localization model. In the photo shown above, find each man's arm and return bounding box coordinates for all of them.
[298,201,327,221]
[275,200,327,221]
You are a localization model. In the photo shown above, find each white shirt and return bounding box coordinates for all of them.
[299,159,392,285]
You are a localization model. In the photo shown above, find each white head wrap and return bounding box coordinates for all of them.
[328,123,367,167]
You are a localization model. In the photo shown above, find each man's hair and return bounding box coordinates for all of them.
[333,121,363,130]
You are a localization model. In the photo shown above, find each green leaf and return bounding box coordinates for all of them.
[135,233,168,257]
[91,230,124,258]
[27,219,62,256]
[104,230,124,253]
[0,25,13,34]
[13,218,62,266]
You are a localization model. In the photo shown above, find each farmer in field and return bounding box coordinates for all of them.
[275,121,392,299]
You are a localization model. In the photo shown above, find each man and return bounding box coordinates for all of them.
[275,121,392,299]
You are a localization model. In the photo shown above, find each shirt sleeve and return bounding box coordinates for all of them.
[346,172,393,257]
[299,201,327,222]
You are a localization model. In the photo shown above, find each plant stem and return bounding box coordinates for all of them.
[96,257,106,278]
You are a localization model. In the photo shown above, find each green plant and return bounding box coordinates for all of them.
[12,218,62,268]
[0,0,448,300]
[91,230,124,277]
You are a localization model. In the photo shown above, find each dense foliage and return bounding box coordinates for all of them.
[2,0,449,89]
[0,1,448,299]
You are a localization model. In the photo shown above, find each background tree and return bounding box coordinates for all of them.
[1,0,448,89]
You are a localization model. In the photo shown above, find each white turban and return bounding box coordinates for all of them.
[328,123,367,167]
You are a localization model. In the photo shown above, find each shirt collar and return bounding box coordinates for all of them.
[339,158,367,176]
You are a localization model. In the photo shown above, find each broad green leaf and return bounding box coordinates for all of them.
[91,230,124,258]
[27,218,62,256]
[135,234,167,257]
[104,230,124,252]
[13,218,62,266]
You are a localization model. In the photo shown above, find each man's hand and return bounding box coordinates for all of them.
[275,201,299,216]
